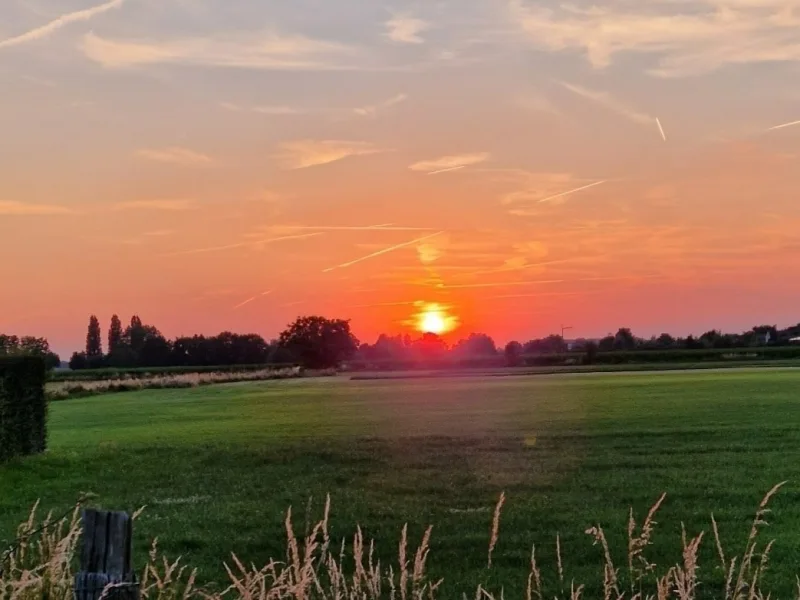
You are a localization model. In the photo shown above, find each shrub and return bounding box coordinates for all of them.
[0,355,47,461]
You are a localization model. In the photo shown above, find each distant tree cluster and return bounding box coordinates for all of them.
[68,314,360,370]
[64,312,800,372]
[356,332,498,366]
[0,334,61,370]
[352,322,800,370]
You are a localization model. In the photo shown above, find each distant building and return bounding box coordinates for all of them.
[790,337,800,344]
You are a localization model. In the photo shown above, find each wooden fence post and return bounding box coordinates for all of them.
[74,509,139,600]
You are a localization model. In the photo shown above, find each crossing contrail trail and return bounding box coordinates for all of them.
[656,117,667,141]
[767,119,800,131]
[322,231,445,273]
[537,180,606,204]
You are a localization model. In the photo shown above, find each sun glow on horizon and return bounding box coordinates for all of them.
[413,302,459,335]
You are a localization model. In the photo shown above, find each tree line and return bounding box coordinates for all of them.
[0,335,61,370]
[68,314,360,370]
[5,315,800,372]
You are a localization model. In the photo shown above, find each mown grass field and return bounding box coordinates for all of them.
[3,369,800,598]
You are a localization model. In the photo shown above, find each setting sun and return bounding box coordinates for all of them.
[413,302,459,335]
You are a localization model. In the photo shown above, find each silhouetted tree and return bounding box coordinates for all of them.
[524,335,566,354]
[504,341,523,367]
[412,332,449,362]
[452,333,497,358]
[108,314,123,355]
[598,335,615,352]
[656,333,676,349]
[583,341,599,365]
[613,328,637,351]
[69,352,88,370]
[278,316,359,369]
[86,315,103,358]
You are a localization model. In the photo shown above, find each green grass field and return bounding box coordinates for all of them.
[3,369,800,598]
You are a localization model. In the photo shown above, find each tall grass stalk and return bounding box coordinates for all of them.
[1,487,796,600]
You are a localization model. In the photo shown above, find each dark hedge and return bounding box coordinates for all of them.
[0,355,47,461]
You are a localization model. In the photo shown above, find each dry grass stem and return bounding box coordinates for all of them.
[487,492,505,569]
[1,485,792,600]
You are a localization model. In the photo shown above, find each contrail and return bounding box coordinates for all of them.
[537,180,606,204]
[767,119,800,131]
[428,165,465,175]
[323,231,445,273]
[233,290,272,310]
[165,232,322,257]
[0,0,125,49]
[656,117,667,142]
[233,296,257,310]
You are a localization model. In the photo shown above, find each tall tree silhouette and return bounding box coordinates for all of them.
[108,314,123,355]
[86,315,103,358]
[128,315,145,354]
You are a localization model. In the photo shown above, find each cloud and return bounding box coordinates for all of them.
[509,0,800,77]
[417,233,450,264]
[274,140,383,169]
[559,81,653,125]
[0,201,73,215]
[0,0,125,50]
[114,199,196,211]
[385,15,430,44]
[354,93,408,118]
[135,147,213,166]
[409,153,490,174]
[80,31,357,70]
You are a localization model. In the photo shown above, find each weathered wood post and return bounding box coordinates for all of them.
[74,509,139,600]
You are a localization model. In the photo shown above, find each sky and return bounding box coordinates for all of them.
[2,0,800,356]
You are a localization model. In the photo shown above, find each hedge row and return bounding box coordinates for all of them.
[0,356,47,461]
[50,362,298,382]
[523,346,800,366]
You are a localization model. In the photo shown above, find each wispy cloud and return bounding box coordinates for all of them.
[255,224,434,233]
[0,201,73,215]
[354,93,408,118]
[409,153,489,174]
[114,199,197,211]
[560,81,654,126]
[0,0,125,50]
[385,15,430,44]
[135,147,213,167]
[510,0,800,77]
[80,31,357,70]
[496,170,609,214]
[275,140,383,169]
[221,102,304,115]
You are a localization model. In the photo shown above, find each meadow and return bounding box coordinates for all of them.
[3,369,800,598]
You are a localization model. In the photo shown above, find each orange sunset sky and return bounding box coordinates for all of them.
[2,0,800,355]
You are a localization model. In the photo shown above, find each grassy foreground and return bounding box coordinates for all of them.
[3,370,800,597]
